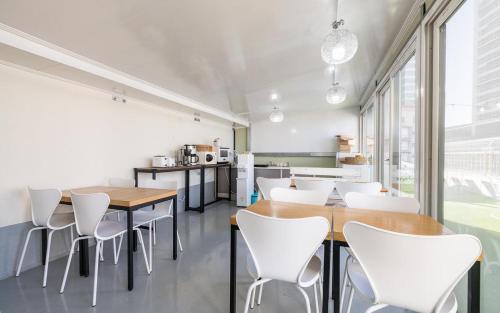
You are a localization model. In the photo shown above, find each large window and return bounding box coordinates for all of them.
[392,55,417,197]
[437,0,500,311]
[380,85,392,190]
[361,104,376,180]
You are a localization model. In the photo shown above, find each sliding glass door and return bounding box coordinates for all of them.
[379,85,392,190]
[436,0,500,311]
[378,53,418,196]
[391,55,417,197]
[361,104,376,181]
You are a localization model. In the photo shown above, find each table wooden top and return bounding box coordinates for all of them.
[61,186,176,208]
[230,200,334,239]
[231,200,464,248]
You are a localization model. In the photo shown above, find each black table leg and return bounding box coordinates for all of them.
[332,242,340,313]
[134,168,138,187]
[185,170,190,211]
[200,167,205,213]
[78,237,89,277]
[41,229,47,265]
[228,166,232,200]
[173,195,177,260]
[127,210,134,291]
[322,240,331,313]
[215,166,219,200]
[230,225,238,313]
[133,231,138,252]
[468,261,480,313]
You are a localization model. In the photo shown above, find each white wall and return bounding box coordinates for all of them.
[0,63,233,228]
[250,107,360,153]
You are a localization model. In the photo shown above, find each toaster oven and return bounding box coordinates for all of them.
[198,152,217,165]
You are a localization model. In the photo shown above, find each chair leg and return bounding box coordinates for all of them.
[149,223,153,272]
[318,276,323,299]
[257,282,264,305]
[346,287,355,313]
[117,212,121,222]
[112,234,124,265]
[313,282,320,313]
[60,239,78,293]
[297,286,312,313]
[70,226,74,253]
[16,227,41,276]
[244,280,262,313]
[99,240,104,262]
[250,281,256,309]
[137,230,151,274]
[92,240,101,307]
[177,231,183,252]
[152,221,156,246]
[339,259,350,313]
[42,229,55,287]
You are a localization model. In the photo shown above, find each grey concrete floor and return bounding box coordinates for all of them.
[0,201,406,313]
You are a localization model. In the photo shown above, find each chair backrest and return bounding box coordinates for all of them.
[256,177,291,200]
[295,179,335,194]
[270,188,330,206]
[237,210,329,283]
[335,181,382,200]
[343,222,481,313]
[28,188,62,227]
[345,192,420,214]
[71,192,110,237]
[138,179,177,213]
[109,177,135,187]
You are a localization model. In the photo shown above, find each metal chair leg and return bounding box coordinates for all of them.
[60,238,78,293]
[16,227,44,276]
[42,229,55,287]
[92,240,101,307]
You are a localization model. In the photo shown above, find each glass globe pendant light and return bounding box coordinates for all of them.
[321,19,358,65]
[326,82,346,104]
[269,106,284,123]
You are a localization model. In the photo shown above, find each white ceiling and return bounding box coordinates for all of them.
[0,0,415,121]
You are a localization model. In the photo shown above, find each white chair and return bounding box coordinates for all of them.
[344,192,420,214]
[237,210,329,313]
[114,179,183,271]
[270,188,330,206]
[256,177,291,200]
[16,188,75,288]
[340,193,421,312]
[295,179,335,194]
[334,181,382,201]
[343,221,481,313]
[60,192,149,307]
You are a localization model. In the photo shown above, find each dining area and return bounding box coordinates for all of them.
[228,178,483,313]
[1,0,498,312]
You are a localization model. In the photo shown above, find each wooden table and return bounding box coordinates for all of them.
[229,200,482,313]
[135,163,231,213]
[59,186,177,291]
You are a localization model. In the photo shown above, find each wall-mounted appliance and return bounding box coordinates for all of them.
[198,152,217,165]
[152,156,176,167]
[217,147,233,163]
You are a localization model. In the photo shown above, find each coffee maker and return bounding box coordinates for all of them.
[178,144,199,165]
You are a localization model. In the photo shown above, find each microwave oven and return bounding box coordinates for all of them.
[198,152,217,165]
[217,147,233,163]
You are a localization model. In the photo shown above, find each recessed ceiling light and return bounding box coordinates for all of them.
[269,92,281,102]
